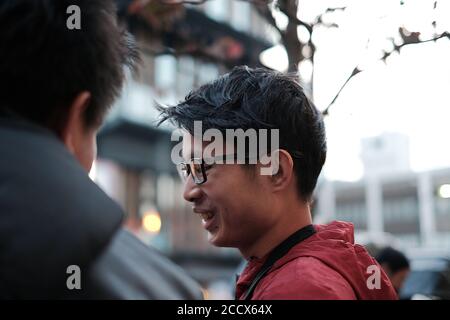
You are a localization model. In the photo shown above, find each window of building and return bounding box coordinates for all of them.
[336,199,367,229]
[154,55,177,91]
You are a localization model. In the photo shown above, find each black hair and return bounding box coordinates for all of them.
[0,0,138,133]
[376,247,410,274]
[158,66,327,201]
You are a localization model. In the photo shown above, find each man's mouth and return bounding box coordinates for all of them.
[193,208,217,230]
[198,211,214,221]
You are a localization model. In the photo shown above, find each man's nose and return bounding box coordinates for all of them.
[182,177,203,203]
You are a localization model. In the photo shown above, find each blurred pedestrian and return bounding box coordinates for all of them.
[375,247,410,294]
[0,0,201,299]
[158,67,398,300]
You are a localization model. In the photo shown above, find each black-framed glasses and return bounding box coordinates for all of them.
[176,150,302,185]
[176,154,257,185]
[177,158,208,185]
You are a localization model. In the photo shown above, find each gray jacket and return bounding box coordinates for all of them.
[0,115,202,299]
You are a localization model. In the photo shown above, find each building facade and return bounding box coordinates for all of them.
[315,134,450,251]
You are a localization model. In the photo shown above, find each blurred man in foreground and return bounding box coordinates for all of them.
[0,0,201,299]
[159,66,398,300]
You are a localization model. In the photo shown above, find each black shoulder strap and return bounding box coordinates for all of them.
[242,224,316,300]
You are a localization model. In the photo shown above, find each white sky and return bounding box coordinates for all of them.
[267,0,450,181]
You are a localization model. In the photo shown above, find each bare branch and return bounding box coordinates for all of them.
[253,1,283,36]
[312,6,346,27]
[322,67,361,116]
[323,31,450,116]
[382,30,449,62]
[275,3,346,35]
[432,1,438,37]
[325,7,347,13]
[317,22,339,28]
[277,0,313,34]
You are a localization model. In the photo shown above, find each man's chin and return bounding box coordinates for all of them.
[207,228,226,247]
[207,230,219,244]
[208,232,236,248]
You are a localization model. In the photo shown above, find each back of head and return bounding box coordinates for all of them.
[0,0,137,134]
[376,247,410,274]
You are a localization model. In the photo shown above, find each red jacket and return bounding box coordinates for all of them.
[236,221,398,300]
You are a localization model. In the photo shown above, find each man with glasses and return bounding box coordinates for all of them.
[158,66,397,300]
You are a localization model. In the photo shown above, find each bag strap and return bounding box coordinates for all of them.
[242,224,316,300]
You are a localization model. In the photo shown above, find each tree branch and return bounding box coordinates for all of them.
[323,31,450,116]
[381,30,450,61]
[322,67,361,116]
[277,0,313,34]
[312,6,345,28]
[253,1,283,36]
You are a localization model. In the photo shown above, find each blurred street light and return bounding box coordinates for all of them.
[142,210,162,234]
[438,184,450,199]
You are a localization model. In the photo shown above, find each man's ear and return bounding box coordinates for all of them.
[61,91,91,152]
[269,149,294,192]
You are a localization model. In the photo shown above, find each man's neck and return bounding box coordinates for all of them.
[240,202,312,260]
